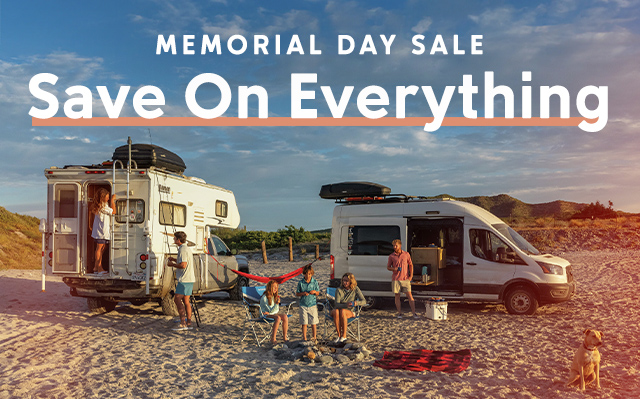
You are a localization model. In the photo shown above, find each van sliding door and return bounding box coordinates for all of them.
[51,183,81,273]
[339,217,406,292]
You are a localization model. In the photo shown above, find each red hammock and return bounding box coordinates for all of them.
[230,267,304,284]
[207,252,304,284]
[373,349,472,373]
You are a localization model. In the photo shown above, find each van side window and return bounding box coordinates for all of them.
[115,199,145,224]
[159,201,186,227]
[469,229,525,264]
[348,225,400,256]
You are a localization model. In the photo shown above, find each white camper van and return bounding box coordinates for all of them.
[320,182,575,315]
[41,140,250,314]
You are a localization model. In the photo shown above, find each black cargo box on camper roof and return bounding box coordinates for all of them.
[112,144,186,173]
[319,182,391,199]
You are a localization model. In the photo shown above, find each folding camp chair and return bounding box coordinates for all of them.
[240,286,294,347]
[323,286,362,342]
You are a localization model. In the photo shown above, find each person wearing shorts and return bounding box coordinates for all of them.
[387,239,417,318]
[168,231,195,331]
[296,264,320,342]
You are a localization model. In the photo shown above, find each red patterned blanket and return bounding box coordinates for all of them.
[373,349,471,373]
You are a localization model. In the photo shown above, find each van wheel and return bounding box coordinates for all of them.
[364,296,380,310]
[229,276,249,301]
[87,298,117,314]
[505,287,538,315]
[160,293,179,316]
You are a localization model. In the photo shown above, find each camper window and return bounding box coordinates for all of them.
[159,201,186,227]
[115,199,145,223]
[56,186,77,218]
[215,200,228,218]
[347,225,400,256]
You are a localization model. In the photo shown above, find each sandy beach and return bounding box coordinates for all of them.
[1,249,639,398]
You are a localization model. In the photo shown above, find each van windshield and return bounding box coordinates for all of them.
[492,223,540,255]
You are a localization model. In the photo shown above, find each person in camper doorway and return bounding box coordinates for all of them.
[168,231,195,331]
[332,273,366,343]
[89,188,116,275]
[387,239,418,319]
[296,264,320,342]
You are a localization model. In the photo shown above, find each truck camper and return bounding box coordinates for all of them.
[320,182,576,315]
[41,139,249,314]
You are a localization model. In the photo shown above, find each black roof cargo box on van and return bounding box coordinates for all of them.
[112,144,187,174]
[319,182,391,199]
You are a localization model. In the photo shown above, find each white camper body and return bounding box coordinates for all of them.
[42,147,249,314]
[327,193,576,315]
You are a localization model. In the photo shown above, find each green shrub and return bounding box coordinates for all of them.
[210,225,330,251]
[571,200,618,219]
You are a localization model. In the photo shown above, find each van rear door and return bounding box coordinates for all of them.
[51,183,82,273]
[338,217,406,291]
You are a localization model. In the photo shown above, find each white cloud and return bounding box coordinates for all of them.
[344,141,411,156]
[599,0,638,7]
[60,136,91,143]
[261,10,319,36]
[202,15,248,39]
[551,0,579,14]
[412,17,433,34]
[411,130,438,148]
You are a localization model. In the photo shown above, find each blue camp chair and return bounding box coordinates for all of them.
[323,286,362,342]
[240,285,294,347]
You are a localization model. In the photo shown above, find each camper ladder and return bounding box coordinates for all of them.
[110,152,136,275]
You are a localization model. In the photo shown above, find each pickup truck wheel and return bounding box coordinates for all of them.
[505,287,538,315]
[228,276,249,301]
[87,298,117,314]
[160,293,179,316]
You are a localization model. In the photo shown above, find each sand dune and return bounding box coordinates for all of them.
[1,250,638,398]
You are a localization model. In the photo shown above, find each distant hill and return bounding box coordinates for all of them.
[0,206,42,269]
[432,194,588,219]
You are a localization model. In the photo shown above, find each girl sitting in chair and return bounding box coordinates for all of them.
[260,280,289,344]
[332,273,366,343]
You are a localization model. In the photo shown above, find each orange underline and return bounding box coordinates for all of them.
[32,117,593,127]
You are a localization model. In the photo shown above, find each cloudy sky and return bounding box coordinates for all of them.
[1,0,639,231]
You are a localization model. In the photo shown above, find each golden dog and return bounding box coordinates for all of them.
[566,329,603,390]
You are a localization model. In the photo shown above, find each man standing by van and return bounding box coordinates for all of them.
[387,239,417,318]
[168,231,195,330]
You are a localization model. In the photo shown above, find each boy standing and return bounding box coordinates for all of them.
[296,264,320,342]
